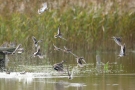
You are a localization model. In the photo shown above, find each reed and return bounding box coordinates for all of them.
[0,0,135,66]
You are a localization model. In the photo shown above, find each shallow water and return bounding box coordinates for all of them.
[0,73,135,90]
[1,51,135,90]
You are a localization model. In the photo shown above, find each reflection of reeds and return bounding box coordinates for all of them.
[0,0,135,66]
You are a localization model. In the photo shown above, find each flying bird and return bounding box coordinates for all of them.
[38,2,48,14]
[54,27,67,40]
[118,43,126,57]
[32,36,42,48]
[53,44,63,51]
[112,36,126,58]
[53,60,65,72]
[76,57,86,67]
[63,46,71,53]
[32,46,45,59]
[112,36,122,46]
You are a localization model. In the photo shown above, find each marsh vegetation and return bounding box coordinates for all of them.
[0,0,135,73]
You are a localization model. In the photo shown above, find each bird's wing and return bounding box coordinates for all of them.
[82,59,86,63]
[42,3,47,10]
[120,44,125,55]
[53,44,60,50]
[54,64,64,71]
[59,36,67,41]
[64,46,68,50]
[123,44,126,54]
[32,36,37,43]
[38,2,47,14]
[53,44,57,48]
[70,52,78,57]
[112,37,122,46]
[12,44,22,54]
[57,27,61,35]
[67,66,71,76]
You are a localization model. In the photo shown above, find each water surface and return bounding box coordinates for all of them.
[1,52,135,90]
[0,73,135,90]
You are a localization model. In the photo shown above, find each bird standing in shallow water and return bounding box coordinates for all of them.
[53,60,65,72]
[54,27,67,41]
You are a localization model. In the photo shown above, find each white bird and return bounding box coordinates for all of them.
[38,2,48,14]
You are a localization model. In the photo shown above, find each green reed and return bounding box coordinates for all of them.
[0,0,135,66]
